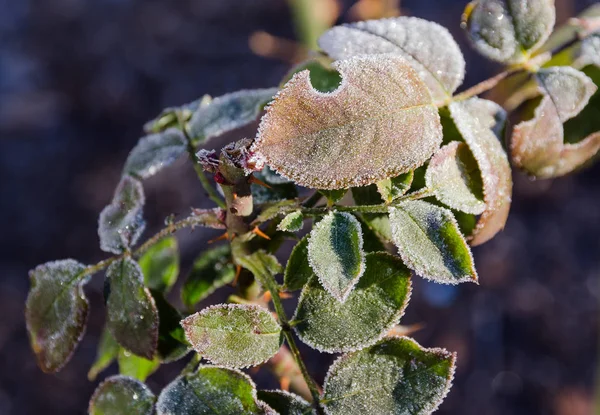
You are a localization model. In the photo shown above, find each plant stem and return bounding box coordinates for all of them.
[452,68,523,102]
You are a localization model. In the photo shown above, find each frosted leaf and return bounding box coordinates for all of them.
[156,365,268,415]
[182,304,282,368]
[189,208,227,229]
[449,98,512,245]
[25,259,89,373]
[323,337,456,415]
[293,253,411,353]
[88,327,119,381]
[181,245,235,309]
[462,0,555,63]
[257,390,313,415]
[283,236,312,292]
[376,171,413,204]
[144,94,211,134]
[236,251,283,290]
[124,128,187,179]
[426,142,485,215]
[105,258,159,360]
[277,211,304,232]
[252,55,443,190]
[188,88,278,143]
[511,67,600,178]
[118,348,160,382]
[139,236,179,293]
[319,17,465,100]
[151,291,190,363]
[89,375,155,415]
[254,200,301,225]
[307,212,366,302]
[98,176,146,254]
[389,201,478,284]
[578,34,600,68]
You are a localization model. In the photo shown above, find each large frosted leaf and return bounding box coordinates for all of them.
[156,366,269,415]
[463,0,555,63]
[449,98,512,245]
[89,375,155,415]
[322,337,456,415]
[319,17,465,100]
[181,245,235,309]
[139,236,179,293]
[389,201,478,284]
[124,128,187,179]
[26,260,89,373]
[188,88,277,143]
[511,66,600,178]
[105,258,159,360]
[182,304,282,368]
[426,142,485,215]
[98,176,146,254]
[252,55,443,190]
[293,253,411,353]
[307,212,365,302]
[257,390,312,415]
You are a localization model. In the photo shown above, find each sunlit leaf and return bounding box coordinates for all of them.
[426,142,485,215]
[156,366,269,415]
[462,0,555,63]
[294,253,411,353]
[277,211,304,232]
[124,129,187,179]
[98,176,146,254]
[182,304,282,368]
[26,259,89,373]
[307,212,365,302]
[188,88,277,143]
[323,337,456,415]
[376,172,413,204]
[319,17,465,100]
[283,236,312,292]
[449,98,512,245]
[389,200,478,284]
[577,33,600,68]
[89,375,155,415]
[181,245,236,309]
[253,200,301,225]
[105,258,159,360]
[257,390,313,415]
[139,237,179,293]
[351,184,393,242]
[88,327,119,381]
[118,348,160,382]
[252,55,442,190]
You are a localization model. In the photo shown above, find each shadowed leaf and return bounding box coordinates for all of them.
[319,189,347,205]
[118,349,160,382]
[257,390,312,415]
[151,290,190,363]
[139,237,179,293]
[376,171,413,204]
[89,375,155,415]
[351,185,393,242]
[252,166,298,204]
[124,129,186,179]
[277,211,304,232]
[283,236,312,292]
[88,327,119,381]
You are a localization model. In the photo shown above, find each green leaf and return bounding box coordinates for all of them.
[323,337,456,415]
[253,200,301,225]
[181,245,236,309]
[351,185,392,242]
[426,142,485,215]
[139,237,179,293]
[105,258,159,359]
[252,55,442,190]
[356,216,387,253]
[188,88,278,143]
[25,259,89,373]
[88,327,119,381]
[151,290,190,363]
[277,211,304,232]
[319,189,347,205]
[281,59,342,93]
[124,128,187,179]
[118,349,160,382]
[319,17,465,101]
[283,236,312,291]
[389,200,478,284]
[462,0,555,63]
[564,65,600,144]
[156,365,270,415]
[307,212,366,302]
[257,390,312,415]
[98,176,146,254]
[294,252,411,353]
[144,94,211,134]
[252,166,298,204]
[376,172,413,204]
[89,375,155,415]
[236,251,283,289]
[182,304,283,368]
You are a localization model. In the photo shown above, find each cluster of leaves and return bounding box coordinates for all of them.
[25,1,600,414]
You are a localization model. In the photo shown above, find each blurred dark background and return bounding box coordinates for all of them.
[1,0,599,414]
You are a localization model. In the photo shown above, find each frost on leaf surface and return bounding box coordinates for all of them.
[463,0,555,63]
[25,259,88,373]
[319,17,465,100]
[294,252,411,353]
[389,201,478,284]
[323,337,456,415]
[257,390,312,415]
[124,128,186,179]
[307,212,365,302]
[182,304,282,368]
[449,98,512,246]
[426,142,485,215]
[89,375,155,415]
[156,365,268,415]
[188,88,278,143]
[139,236,179,293]
[252,55,442,190]
[98,176,146,254]
[578,34,600,68]
[376,171,413,204]
[511,66,600,178]
[277,210,304,232]
[105,258,159,360]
